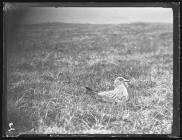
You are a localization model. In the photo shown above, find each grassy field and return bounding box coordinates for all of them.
[6,22,173,135]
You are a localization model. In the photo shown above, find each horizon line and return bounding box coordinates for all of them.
[21,21,173,25]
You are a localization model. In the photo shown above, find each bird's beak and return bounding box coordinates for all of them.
[124,79,130,82]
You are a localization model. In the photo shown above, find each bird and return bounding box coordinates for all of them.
[85,77,130,104]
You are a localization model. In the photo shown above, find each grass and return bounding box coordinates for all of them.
[6,22,173,136]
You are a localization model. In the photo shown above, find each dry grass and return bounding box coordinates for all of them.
[6,22,173,136]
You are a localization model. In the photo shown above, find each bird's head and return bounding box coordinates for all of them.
[114,76,130,87]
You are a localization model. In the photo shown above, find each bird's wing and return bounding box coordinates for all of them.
[97,91,114,103]
[85,87,128,104]
[99,88,127,103]
[98,90,117,98]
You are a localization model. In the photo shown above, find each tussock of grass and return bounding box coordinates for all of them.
[6,23,173,136]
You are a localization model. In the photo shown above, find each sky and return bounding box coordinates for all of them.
[19,7,173,24]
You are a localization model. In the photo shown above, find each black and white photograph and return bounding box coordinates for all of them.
[4,3,178,136]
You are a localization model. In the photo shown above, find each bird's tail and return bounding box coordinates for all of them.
[85,87,97,95]
[85,87,109,103]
